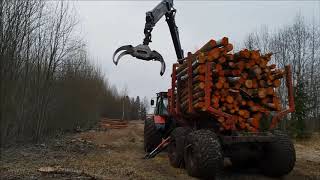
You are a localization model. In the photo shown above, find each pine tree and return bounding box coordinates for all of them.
[135,96,141,119]
[291,82,308,137]
[140,105,147,120]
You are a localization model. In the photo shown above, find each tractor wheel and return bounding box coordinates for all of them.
[259,131,296,177]
[184,130,223,179]
[144,118,162,152]
[168,127,192,168]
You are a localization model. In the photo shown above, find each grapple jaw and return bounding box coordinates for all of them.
[113,44,166,76]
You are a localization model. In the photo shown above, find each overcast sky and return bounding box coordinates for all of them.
[73,1,320,100]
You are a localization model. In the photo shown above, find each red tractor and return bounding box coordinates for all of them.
[113,0,296,178]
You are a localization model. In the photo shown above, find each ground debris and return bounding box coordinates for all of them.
[1,120,319,180]
[38,166,110,179]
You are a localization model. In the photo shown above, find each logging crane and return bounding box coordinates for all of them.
[113,0,296,179]
[113,0,183,76]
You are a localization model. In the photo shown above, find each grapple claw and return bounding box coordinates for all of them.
[112,45,133,65]
[116,50,132,65]
[112,44,166,76]
[150,50,166,76]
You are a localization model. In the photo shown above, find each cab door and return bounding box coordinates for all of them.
[153,96,168,130]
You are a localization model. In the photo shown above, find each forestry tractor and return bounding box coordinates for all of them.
[113,0,296,179]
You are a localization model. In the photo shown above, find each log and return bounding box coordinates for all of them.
[181,97,204,109]
[249,65,262,78]
[215,81,224,89]
[268,64,276,69]
[239,109,250,118]
[259,80,267,87]
[226,95,234,104]
[249,104,260,112]
[248,117,260,128]
[250,50,260,60]
[273,79,281,87]
[216,37,229,47]
[261,53,273,61]
[215,77,226,89]
[176,60,199,76]
[235,61,245,71]
[217,69,241,77]
[223,82,230,89]
[258,88,267,98]
[207,48,221,61]
[197,52,208,63]
[225,43,234,52]
[179,85,208,98]
[193,102,206,110]
[180,91,204,103]
[224,54,234,61]
[181,74,206,82]
[252,79,258,89]
[245,80,253,88]
[244,88,267,99]
[196,37,229,54]
[245,59,256,69]
[271,69,285,80]
[179,65,216,80]
[236,49,250,59]
[266,87,274,95]
[196,40,217,54]
[218,56,227,64]
[259,59,268,68]
[215,64,223,72]
[225,103,233,110]
[212,95,220,107]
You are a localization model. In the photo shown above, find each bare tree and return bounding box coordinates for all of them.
[0,1,142,145]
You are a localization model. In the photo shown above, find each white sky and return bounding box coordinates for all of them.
[73,1,320,100]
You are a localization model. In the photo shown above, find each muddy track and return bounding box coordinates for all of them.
[1,120,319,180]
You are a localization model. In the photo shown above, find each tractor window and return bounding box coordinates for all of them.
[156,97,168,116]
[163,98,168,108]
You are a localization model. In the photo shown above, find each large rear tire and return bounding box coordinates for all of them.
[144,118,162,152]
[168,127,192,168]
[259,131,296,177]
[184,130,223,179]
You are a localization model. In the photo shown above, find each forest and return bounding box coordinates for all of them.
[0,1,148,145]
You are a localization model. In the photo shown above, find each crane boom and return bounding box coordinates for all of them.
[113,0,183,76]
[143,0,184,60]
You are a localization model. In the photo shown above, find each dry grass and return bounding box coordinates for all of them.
[1,121,319,180]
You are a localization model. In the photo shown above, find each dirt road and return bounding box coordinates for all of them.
[1,120,319,180]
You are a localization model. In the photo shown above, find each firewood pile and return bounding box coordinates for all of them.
[175,37,285,132]
[99,118,128,129]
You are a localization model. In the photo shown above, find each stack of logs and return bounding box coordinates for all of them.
[175,37,285,132]
[99,118,128,129]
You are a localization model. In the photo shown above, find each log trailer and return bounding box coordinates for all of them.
[113,0,296,178]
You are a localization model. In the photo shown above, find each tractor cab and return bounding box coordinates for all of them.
[151,92,169,116]
[150,92,169,132]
